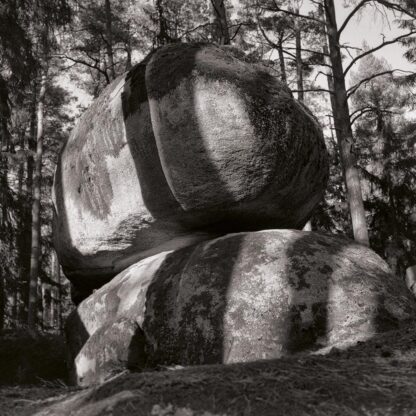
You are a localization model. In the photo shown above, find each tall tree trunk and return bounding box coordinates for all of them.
[156,0,171,46]
[105,0,116,80]
[294,12,304,102]
[0,73,11,329]
[51,250,61,331]
[293,11,311,231]
[17,81,38,324]
[125,37,132,71]
[0,272,4,331]
[27,70,47,329]
[16,129,27,326]
[277,32,287,83]
[324,0,369,246]
[211,0,230,45]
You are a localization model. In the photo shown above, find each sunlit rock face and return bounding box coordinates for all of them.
[53,43,328,296]
[66,230,416,386]
[70,317,145,387]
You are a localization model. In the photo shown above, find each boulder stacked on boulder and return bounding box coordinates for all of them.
[53,43,328,298]
[54,43,416,387]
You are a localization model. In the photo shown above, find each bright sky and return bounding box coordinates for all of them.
[335,1,415,73]
[65,1,416,114]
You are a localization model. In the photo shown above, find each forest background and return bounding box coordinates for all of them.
[0,0,415,333]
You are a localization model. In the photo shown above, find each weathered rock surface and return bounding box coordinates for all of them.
[71,317,145,387]
[66,230,416,386]
[53,43,328,294]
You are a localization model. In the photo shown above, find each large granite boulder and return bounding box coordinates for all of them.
[53,43,328,295]
[66,230,416,386]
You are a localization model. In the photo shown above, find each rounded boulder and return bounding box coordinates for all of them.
[53,43,328,294]
[66,230,416,385]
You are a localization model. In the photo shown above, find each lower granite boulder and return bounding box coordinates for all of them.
[66,230,416,385]
[71,317,146,387]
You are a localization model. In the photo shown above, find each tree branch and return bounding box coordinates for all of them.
[257,20,279,50]
[347,69,414,98]
[230,22,254,41]
[376,0,416,19]
[280,46,329,56]
[179,22,212,39]
[350,106,398,125]
[260,1,326,26]
[60,54,110,84]
[337,0,372,40]
[292,87,334,94]
[343,31,416,75]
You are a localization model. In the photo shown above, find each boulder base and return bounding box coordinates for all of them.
[71,318,145,387]
[53,43,328,296]
[66,230,416,385]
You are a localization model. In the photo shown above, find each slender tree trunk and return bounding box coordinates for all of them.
[294,12,304,102]
[51,250,61,331]
[156,0,171,46]
[27,80,37,191]
[56,263,62,332]
[42,281,52,330]
[324,0,369,246]
[17,81,38,324]
[27,70,47,329]
[125,37,132,71]
[0,272,4,331]
[16,130,26,326]
[293,12,311,231]
[277,32,287,83]
[211,0,230,45]
[0,74,10,329]
[105,0,116,80]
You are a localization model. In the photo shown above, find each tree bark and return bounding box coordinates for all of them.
[156,0,172,46]
[294,11,304,103]
[324,0,369,246]
[27,70,47,329]
[51,250,61,331]
[277,32,287,83]
[125,38,132,71]
[0,273,4,332]
[294,9,311,231]
[211,0,230,45]
[105,0,116,80]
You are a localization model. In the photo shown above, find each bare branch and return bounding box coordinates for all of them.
[343,31,416,75]
[59,54,110,84]
[282,49,297,60]
[337,0,372,40]
[292,87,334,94]
[257,20,279,49]
[347,69,415,98]
[314,70,331,82]
[280,46,329,56]
[341,44,363,51]
[179,22,212,39]
[350,106,398,125]
[260,1,326,26]
[230,22,254,41]
[376,0,416,19]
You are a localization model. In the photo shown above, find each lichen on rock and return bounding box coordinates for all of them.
[53,43,328,298]
[66,230,416,386]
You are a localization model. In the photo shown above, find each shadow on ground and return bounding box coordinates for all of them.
[28,320,416,416]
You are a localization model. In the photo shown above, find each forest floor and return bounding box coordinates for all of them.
[2,321,416,416]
